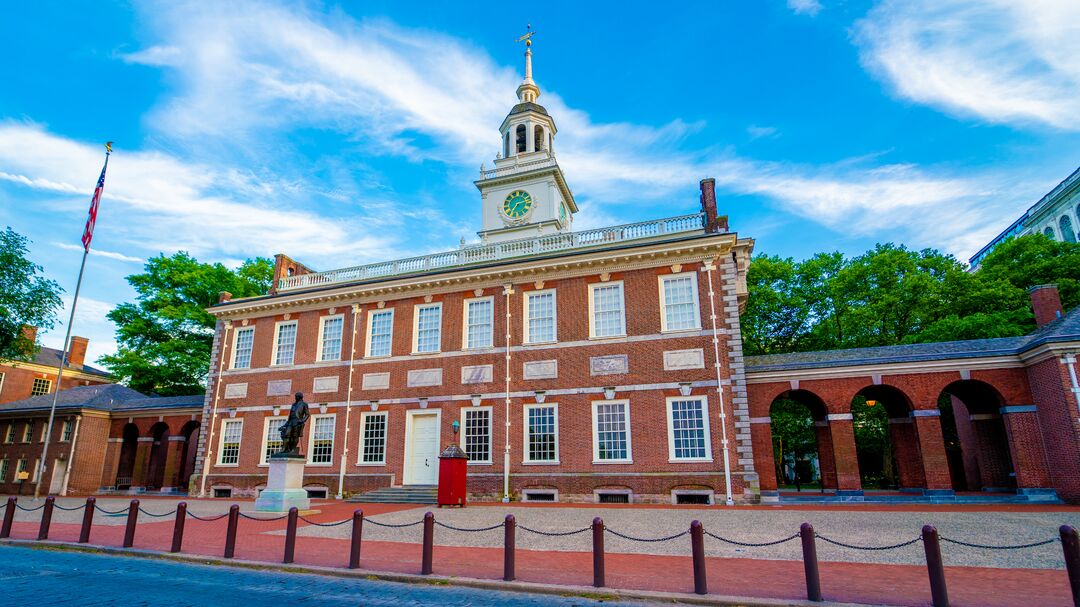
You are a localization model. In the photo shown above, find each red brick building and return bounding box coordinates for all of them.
[0,327,112,404]
[0,384,202,495]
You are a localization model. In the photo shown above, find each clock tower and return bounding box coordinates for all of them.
[475,29,577,244]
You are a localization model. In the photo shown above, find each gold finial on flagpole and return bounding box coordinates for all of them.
[105,141,113,154]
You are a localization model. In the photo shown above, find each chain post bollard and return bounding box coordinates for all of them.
[171,502,187,553]
[79,497,96,543]
[503,514,516,582]
[592,517,605,588]
[1061,525,1080,607]
[224,504,240,558]
[0,497,15,538]
[800,523,823,602]
[283,507,298,564]
[37,496,55,540]
[123,499,140,548]
[922,525,949,607]
[421,512,434,575]
[348,509,364,569]
[690,520,708,595]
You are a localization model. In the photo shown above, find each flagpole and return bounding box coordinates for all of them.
[35,143,111,500]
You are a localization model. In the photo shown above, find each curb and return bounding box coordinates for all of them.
[0,538,871,607]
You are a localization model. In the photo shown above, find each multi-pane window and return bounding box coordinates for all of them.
[0,459,7,482]
[661,274,701,331]
[668,398,711,461]
[218,420,243,465]
[309,415,335,464]
[525,290,556,343]
[319,316,344,362]
[15,459,27,481]
[524,404,558,463]
[262,418,285,464]
[367,310,394,357]
[233,327,255,369]
[359,412,387,465]
[31,459,40,482]
[463,408,491,463]
[31,378,52,396]
[590,283,626,338]
[414,304,442,354]
[464,298,494,349]
[593,401,631,462]
[4,423,14,443]
[61,420,73,442]
[22,421,34,443]
[273,322,298,366]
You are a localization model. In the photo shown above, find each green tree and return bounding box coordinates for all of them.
[100,252,273,395]
[0,228,63,361]
[977,232,1080,312]
[769,399,816,483]
[742,256,811,355]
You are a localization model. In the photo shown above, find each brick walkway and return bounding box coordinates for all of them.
[3,496,1078,607]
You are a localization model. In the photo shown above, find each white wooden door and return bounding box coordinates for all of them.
[407,414,439,485]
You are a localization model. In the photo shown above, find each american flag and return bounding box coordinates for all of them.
[81,142,112,251]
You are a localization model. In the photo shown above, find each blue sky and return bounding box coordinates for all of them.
[1,0,1078,365]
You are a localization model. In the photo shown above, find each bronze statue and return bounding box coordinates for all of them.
[276,392,310,457]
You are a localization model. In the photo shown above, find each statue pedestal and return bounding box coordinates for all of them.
[255,455,310,512]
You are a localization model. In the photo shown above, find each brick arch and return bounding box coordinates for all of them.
[769,390,830,491]
[145,422,170,490]
[115,423,139,490]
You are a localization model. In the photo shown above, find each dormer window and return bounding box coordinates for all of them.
[516,124,527,154]
[534,126,545,151]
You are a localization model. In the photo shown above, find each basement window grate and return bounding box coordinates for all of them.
[674,493,712,505]
[306,488,328,499]
[597,493,630,504]
[522,491,556,502]
[213,488,232,498]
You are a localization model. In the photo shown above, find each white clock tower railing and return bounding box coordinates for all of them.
[277,212,707,292]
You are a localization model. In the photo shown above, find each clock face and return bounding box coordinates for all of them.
[502,190,533,220]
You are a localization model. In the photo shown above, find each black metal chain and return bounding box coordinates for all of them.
[138,507,177,518]
[605,527,690,543]
[298,515,351,527]
[186,511,229,522]
[365,518,424,529]
[517,524,592,537]
[703,530,800,547]
[238,512,290,522]
[15,503,45,512]
[433,520,505,533]
[940,536,1059,550]
[52,503,86,512]
[816,534,922,551]
[94,505,131,516]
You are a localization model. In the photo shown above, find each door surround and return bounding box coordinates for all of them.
[403,409,442,485]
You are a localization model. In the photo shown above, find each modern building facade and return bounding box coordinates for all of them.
[970,165,1080,267]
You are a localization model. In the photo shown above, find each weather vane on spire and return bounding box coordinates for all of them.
[516,23,535,47]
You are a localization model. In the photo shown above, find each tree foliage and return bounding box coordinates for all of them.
[0,228,63,361]
[99,252,273,395]
[743,234,1077,356]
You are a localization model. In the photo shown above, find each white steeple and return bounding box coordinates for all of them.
[473,26,578,244]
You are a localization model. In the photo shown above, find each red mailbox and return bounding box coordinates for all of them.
[437,444,468,507]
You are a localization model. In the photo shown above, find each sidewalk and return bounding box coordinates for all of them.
[3,496,1077,607]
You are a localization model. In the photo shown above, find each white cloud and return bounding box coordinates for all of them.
[788,0,823,16]
[118,44,183,67]
[855,0,1080,130]
[53,242,144,263]
[747,125,780,140]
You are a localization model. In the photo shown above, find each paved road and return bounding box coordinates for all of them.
[0,545,638,606]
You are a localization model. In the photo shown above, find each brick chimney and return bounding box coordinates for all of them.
[67,336,89,368]
[269,254,314,295]
[699,178,728,233]
[1028,284,1063,328]
[20,325,38,344]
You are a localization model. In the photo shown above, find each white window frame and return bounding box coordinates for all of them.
[316,314,345,362]
[658,272,702,332]
[307,413,336,466]
[61,419,73,442]
[591,399,633,464]
[271,320,298,366]
[462,296,495,350]
[217,419,243,466]
[231,326,256,369]
[31,378,52,396]
[460,406,493,465]
[22,421,34,443]
[522,403,559,464]
[31,458,40,482]
[523,289,558,344]
[411,303,443,354]
[365,309,395,358]
[259,416,287,465]
[665,396,713,463]
[587,281,627,339]
[357,411,388,466]
[0,371,5,396]
[3,423,13,443]
[0,459,7,482]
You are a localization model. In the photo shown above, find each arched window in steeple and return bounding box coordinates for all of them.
[534,125,545,152]
[1060,215,1077,243]
[1044,227,1056,240]
[515,124,527,154]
